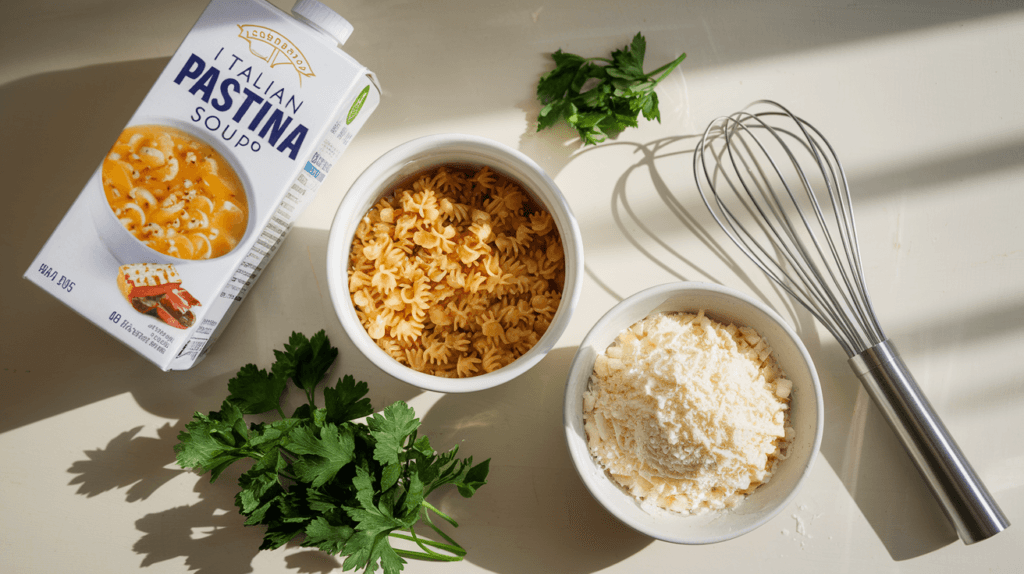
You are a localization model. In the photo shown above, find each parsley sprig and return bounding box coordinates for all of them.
[174,331,490,574]
[536,32,686,145]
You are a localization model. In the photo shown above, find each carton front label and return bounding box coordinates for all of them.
[24,0,379,370]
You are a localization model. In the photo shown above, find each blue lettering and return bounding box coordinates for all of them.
[231,88,264,123]
[258,109,292,146]
[175,53,310,160]
[212,78,239,112]
[174,53,205,85]
[189,66,220,103]
[247,102,272,131]
[277,125,307,160]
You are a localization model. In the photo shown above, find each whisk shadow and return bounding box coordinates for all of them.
[814,350,959,557]
[592,135,803,322]
[590,133,959,559]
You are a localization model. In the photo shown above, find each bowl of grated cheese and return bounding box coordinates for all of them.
[563,281,823,544]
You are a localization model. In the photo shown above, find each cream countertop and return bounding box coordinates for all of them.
[1,1,1022,572]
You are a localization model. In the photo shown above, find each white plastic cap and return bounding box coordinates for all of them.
[292,0,353,45]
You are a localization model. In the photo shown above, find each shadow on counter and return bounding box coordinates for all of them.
[60,315,426,574]
[63,419,263,573]
[0,57,171,435]
[61,343,650,574]
[413,346,654,573]
[558,134,964,559]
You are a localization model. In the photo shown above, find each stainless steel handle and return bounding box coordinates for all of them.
[849,340,1009,544]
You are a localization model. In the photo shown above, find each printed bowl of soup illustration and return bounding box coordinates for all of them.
[90,121,253,264]
[326,134,584,393]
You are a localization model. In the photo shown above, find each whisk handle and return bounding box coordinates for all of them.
[849,341,1010,544]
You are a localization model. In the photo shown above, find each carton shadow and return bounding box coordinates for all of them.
[1,58,171,434]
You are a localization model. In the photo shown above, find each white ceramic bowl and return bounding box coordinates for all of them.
[564,281,823,544]
[326,134,584,393]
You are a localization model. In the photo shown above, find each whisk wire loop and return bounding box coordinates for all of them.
[706,119,858,353]
[694,100,886,354]
[809,123,887,344]
[780,110,886,345]
[725,114,865,350]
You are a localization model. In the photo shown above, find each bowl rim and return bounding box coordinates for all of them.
[562,280,824,544]
[326,133,584,393]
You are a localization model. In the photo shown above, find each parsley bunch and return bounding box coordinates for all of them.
[536,32,686,145]
[174,331,490,574]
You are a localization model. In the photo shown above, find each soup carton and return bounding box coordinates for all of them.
[24,0,380,370]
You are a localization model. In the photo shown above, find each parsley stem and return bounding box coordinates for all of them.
[390,524,466,561]
[420,504,463,549]
[646,53,687,86]
[422,500,459,528]
[391,547,464,562]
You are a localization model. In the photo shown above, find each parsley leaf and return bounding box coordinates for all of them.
[367,402,420,466]
[288,423,357,488]
[174,330,490,574]
[227,363,286,416]
[174,399,250,481]
[304,516,355,555]
[325,374,374,424]
[273,331,338,403]
[536,32,686,145]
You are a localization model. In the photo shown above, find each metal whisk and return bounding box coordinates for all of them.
[693,100,1008,544]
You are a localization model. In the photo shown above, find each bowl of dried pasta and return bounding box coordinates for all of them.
[326,134,584,393]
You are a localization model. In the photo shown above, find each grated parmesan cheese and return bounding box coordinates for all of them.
[582,310,795,515]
